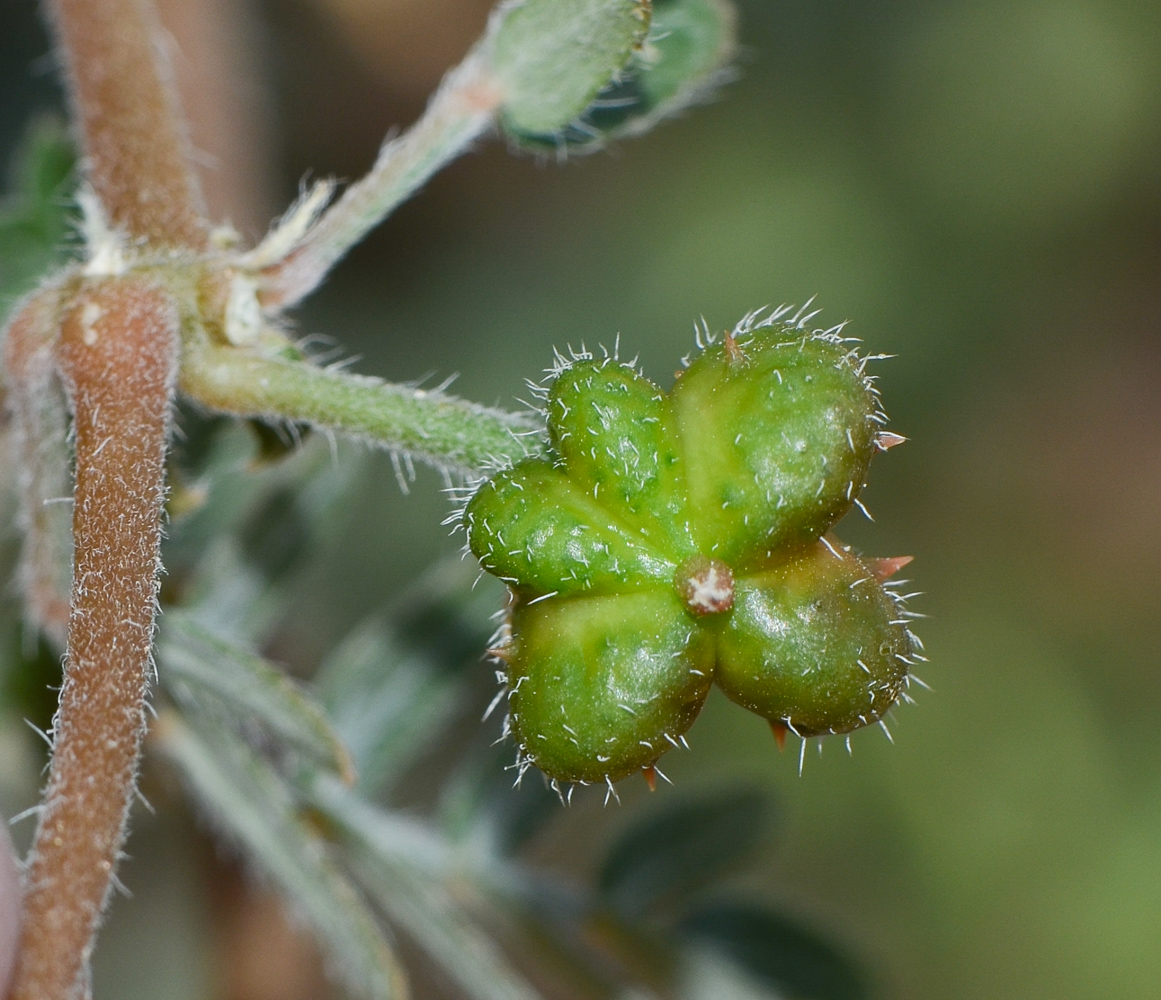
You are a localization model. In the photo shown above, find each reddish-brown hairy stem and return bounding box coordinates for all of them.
[10,277,179,1000]
[45,0,208,249]
[2,287,73,646]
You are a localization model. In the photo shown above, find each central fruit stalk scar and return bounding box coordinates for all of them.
[675,555,735,615]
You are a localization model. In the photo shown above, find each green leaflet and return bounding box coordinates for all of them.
[159,614,354,781]
[314,776,544,1000]
[598,787,769,919]
[680,905,868,1000]
[466,308,915,784]
[636,0,736,113]
[315,560,496,795]
[154,711,408,1000]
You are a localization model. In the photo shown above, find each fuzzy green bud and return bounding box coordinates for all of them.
[508,0,737,152]
[488,0,652,136]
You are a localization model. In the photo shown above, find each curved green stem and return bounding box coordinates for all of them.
[180,338,544,477]
[254,53,501,311]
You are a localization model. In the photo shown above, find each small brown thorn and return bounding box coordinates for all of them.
[723,331,746,366]
[876,432,907,451]
[642,765,657,792]
[769,720,789,751]
[486,646,513,663]
[867,556,913,582]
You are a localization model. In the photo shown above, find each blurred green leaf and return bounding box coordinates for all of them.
[158,614,354,782]
[489,0,652,136]
[311,773,459,874]
[352,854,543,1000]
[163,428,364,644]
[598,787,770,920]
[0,629,63,745]
[0,118,75,309]
[155,710,408,1000]
[239,485,312,580]
[316,618,465,794]
[681,947,784,1000]
[165,422,361,571]
[680,905,866,1000]
[439,744,559,856]
[316,560,492,794]
[314,774,543,1000]
[636,0,735,110]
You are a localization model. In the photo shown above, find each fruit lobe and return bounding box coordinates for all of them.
[669,326,879,568]
[548,357,693,557]
[507,589,714,783]
[466,459,676,597]
[715,540,910,737]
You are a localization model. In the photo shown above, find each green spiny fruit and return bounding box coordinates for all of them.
[465,305,918,787]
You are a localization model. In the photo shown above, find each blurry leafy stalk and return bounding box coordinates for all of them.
[161,614,355,781]
[154,710,408,1000]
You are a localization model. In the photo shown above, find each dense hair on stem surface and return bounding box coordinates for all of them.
[10,277,179,1000]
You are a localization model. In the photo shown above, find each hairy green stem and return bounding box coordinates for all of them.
[180,338,542,476]
[256,53,501,310]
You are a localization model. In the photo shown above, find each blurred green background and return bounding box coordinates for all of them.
[5,1,1161,998]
